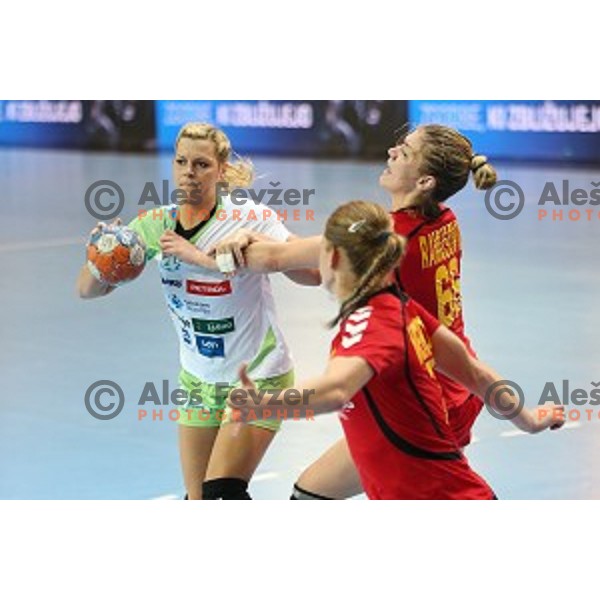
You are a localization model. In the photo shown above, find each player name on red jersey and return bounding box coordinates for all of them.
[418,220,461,269]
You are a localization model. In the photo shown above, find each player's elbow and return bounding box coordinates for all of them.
[303,269,322,286]
[284,269,322,286]
[471,364,498,404]
[329,383,354,411]
[461,361,483,396]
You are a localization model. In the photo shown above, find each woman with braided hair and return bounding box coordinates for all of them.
[227,200,564,499]
[212,124,504,499]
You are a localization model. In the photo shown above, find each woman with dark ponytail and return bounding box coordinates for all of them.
[227,200,564,500]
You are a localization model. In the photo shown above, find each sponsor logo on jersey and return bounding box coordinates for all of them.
[168,293,184,310]
[192,317,235,335]
[161,255,182,272]
[162,277,183,288]
[184,299,212,315]
[339,400,355,420]
[340,306,373,349]
[186,280,232,297]
[196,336,225,358]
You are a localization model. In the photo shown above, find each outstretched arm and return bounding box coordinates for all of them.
[228,356,374,421]
[244,235,322,274]
[210,231,322,284]
[281,235,321,285]
[431,326,565,433]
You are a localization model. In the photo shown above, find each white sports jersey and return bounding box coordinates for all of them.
[128,195,294,383]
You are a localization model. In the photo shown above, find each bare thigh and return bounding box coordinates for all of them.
[296,437,363,499]
[205,422,277,484]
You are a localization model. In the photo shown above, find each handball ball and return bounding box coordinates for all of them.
[87,225,146,285]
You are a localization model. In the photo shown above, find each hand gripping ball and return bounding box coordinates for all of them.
[87,225,146,286]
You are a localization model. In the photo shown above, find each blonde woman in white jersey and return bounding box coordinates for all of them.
[77,123,319,499]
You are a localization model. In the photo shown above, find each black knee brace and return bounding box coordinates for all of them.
[202,478,252,500]
[290,483,334,500]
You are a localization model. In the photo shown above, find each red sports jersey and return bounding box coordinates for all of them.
[331,288,494,500]
[391,206,483,445]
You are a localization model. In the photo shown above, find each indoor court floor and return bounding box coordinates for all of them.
[1,148,599,499]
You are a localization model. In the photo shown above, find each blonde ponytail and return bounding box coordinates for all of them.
[470,153,497,190]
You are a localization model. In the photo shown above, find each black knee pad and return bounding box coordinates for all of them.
[202,478,252,500]
[290,483,333,500]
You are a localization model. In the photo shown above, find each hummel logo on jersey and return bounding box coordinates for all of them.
[341,307,373,348]
[339,400,355,420]
[344,321,369,337]
[347,307,373,323]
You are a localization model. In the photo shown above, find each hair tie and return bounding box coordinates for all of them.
[471,154,488,173]
[375,230,391,245]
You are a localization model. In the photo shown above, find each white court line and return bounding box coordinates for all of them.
[499,430,528,438]
[146,425,588,499]
[149,472,281,499]
[499,420,582,439]
[252,472,280,482]
[147,421,582,500]
[0,237,85,253]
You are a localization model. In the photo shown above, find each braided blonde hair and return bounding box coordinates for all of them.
[325,200,406,328]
